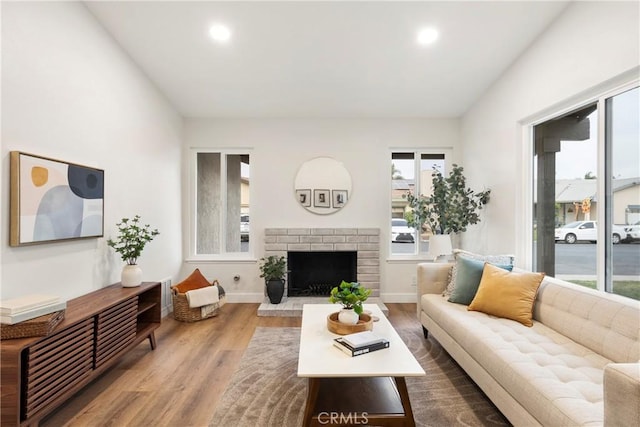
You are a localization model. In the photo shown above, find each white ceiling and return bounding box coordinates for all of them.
[85,1,569,118]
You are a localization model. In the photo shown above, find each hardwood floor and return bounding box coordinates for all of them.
[41,303,419,427]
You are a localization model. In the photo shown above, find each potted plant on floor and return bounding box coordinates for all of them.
[404,164,490,259]
[107,215,159,287]
[259,255,287,304]
[329,281,372,324]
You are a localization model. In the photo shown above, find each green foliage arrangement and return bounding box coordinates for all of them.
[107,215,160,265]
[404,164,490,235]
[258,255,287,282]
[329,281,372,315]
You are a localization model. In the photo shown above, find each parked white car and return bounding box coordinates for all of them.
[240,214,249,241]
[554,220,627,244]
[391,219,415,243]
[624,221,640,242]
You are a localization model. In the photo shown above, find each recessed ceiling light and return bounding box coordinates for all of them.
[417,27,439,46]
[209,24,231,43]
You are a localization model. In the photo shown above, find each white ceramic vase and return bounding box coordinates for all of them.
[121,264,142,287]
[338,308,359,325]
[428,234,453,262]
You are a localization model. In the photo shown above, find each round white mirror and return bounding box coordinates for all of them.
[294,157,352,215]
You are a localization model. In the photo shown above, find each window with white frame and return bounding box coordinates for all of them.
[391,151,448,256]
[532,84,639,300]
[192,151,250,256]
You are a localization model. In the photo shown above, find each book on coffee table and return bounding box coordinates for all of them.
[333,337,390,357]
[341,330,386,348]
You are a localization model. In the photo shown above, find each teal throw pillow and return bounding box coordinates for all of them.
[448,256,513,305]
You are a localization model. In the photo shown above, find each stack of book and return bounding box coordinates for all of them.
[333,330,390,357]
[0,294,66,325]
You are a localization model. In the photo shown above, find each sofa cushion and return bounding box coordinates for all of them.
[444,249,515,297]
[468,263,544,326]
[422,293,611,426]
[533,275,640,363]
[447,257,513,305]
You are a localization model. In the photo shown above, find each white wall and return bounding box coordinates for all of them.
[1,2,183,302]
[184,118,460,302]
[461,1,639,265]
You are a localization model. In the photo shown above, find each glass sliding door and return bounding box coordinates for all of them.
[606,87,639,299]
[531,84,639,301]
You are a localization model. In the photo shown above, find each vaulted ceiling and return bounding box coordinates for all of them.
[85,1,569,118]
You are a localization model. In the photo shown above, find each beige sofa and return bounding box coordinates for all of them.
[417,262,640,426]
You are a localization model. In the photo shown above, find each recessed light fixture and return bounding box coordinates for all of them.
[417,27,439,46]
[209,24,231,43]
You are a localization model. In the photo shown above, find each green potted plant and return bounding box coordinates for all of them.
[259,255,287,304]
[404,164,490,258]
[329,280,372,324]
[107,215,159,287]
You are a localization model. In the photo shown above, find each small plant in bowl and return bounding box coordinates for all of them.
[329,280,372,324]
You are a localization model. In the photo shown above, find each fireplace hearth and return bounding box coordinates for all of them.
[287,251,356,296]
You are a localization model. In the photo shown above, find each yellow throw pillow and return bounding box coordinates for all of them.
[468,263,545,327]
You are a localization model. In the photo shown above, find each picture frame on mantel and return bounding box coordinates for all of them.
[9,151,105,246]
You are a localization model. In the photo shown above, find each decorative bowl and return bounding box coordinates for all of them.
[327,312,373,335]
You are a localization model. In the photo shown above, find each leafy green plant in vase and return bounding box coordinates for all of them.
[259,255,287,304]
[329,280,372,325]
[107,215,159,287]
[404,164,490,259]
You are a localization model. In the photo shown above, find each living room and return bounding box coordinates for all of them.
[1,1,638,426]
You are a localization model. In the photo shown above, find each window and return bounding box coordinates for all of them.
[607,86,639,298]
[391,150,448,256]
[192,151,250,256]
[532,85,639,300]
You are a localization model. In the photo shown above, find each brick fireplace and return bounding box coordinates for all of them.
[264,228,380,298]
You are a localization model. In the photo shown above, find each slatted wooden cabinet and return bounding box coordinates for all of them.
[0,282,161,426]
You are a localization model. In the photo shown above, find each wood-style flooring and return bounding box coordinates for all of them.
[41,303,419,427]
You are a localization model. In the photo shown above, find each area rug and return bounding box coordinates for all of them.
[209,327,510,427]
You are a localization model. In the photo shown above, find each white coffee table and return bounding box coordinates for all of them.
[298,304,425,426]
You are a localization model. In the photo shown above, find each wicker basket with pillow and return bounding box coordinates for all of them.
[171,269,226,322]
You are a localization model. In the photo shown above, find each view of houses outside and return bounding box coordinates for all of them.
[539,87,639,300]
[391,87,638,300]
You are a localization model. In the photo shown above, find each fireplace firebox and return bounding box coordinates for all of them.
[287,251,357,296]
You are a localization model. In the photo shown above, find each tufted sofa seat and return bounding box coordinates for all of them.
[418,262,640,426]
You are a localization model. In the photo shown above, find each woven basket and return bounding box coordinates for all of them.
[171,280,226,323]
[0,310,65,340]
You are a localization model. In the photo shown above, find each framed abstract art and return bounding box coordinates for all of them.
[9,151,104,246]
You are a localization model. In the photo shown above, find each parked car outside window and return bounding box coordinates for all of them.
[624,221,640,242]
[240,214,249,241]
[554,220,628,244]
[391,219,415,243]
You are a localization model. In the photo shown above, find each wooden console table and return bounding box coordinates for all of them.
[0,282,161,426]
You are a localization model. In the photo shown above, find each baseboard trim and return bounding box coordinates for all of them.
[208,293,417,304]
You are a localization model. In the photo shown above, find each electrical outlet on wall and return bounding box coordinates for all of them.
[411,276,417,287]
